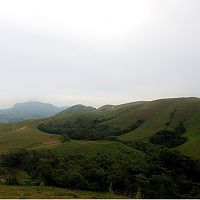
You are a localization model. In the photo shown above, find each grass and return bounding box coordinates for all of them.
[0,98,199,199]
[0,123,60,154]
[15,119,40,129]
[0,118,145,160]
[114,98,200,160]
[178,135,200,159]
[0,185,124,199]
[0,97,199,160]
[0,123,12,132]
[34,140,145,160]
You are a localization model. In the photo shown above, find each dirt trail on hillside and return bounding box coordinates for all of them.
[15,115,71,132]
[16,125,30,131]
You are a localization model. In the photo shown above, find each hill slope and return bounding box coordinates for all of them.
[0,97,199,159]
[58,104,96,116]
[0,97,200,198]
[38,97,200,159]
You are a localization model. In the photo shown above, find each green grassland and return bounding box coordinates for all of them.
[46,140,144,159]
[0,121,60,154]
[0,123,12,132]
[0,116,143,161]
[52,97,200,159]
[0,97,199,160]
[116,98,200,159]
[0,185,123,199]
[0,97,199,199]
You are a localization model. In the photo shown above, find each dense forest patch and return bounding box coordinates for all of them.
[0,143,200,198]
[150,121,187,148]
[38,118,144,141]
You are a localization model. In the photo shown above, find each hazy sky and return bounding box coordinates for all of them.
[0,0,200,108]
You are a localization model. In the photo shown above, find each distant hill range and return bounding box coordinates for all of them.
[0,101,68,123]
[58,104,96,115]
[0,97,199,160]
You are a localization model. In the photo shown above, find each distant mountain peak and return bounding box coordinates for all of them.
[0,101,68,123]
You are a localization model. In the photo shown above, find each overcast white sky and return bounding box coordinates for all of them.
[0,0,200,108]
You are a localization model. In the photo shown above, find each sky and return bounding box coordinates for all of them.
[0,0,200,108]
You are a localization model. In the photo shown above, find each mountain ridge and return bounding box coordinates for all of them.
[0,101,68,123]
[36,97,200,160]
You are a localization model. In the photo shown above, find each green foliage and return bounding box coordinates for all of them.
[121,119,144,134]
[1,97,200,198]
[0,147,200,198]
[67,172,88,189]
[38,118,122,140]
[0,185,123,199]
[60,134,70,143]
[16,170,31,186]
[0,123,12,132]
[175,121,186,134]
[135,187,142,199]
[39,181,44,191]
[38,118,144,141]
[150,129,187,148]
[109,182,113,194]
[150,121,187,148]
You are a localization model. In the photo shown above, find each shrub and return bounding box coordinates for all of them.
[67,172,88,189]
[1,148,200,198]
[38,118,144,141]
[60,134,70,143]
[16,170,31,186]
[150,130,187,148]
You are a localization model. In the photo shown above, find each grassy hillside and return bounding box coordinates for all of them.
[57,104,96,117]
[0,98,200,199]
[0,97,199,159]
[0,185,123,199]
[0,123,12,132]
[0,120,60,154]
[0,117,141,161]
[116,98,200,159]
[37,97,200,159]
[40,140,144,159]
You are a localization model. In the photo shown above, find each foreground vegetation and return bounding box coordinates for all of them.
[0,185,123,199]
[0,142,200,199]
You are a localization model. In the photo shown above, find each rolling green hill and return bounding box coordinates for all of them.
[36,97,200,160]
[0,97,199,159]
[0,97,200,198]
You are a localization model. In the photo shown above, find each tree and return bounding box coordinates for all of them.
[60,134,70,143]
[67,172,88,189]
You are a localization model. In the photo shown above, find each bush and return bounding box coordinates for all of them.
[60,134,70,143]
[1,148,200,198]
[38,118,144,141]
[150,130,187,148]
[16,170,31,186]
[67,172,88,189]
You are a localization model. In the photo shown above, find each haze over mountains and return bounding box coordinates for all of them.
[0,99,150,123]
[0,101,68,123]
